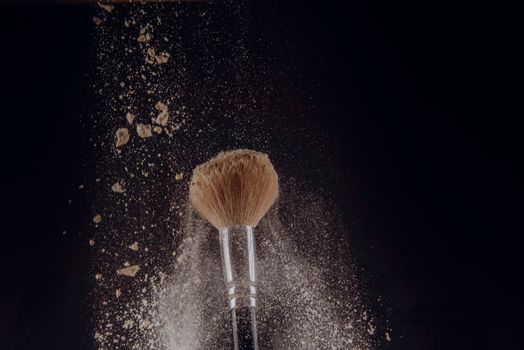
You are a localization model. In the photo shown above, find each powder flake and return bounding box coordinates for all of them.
[136,124,153,138]
[117,265,140,278]
[115,128,130,147]
[155,52,170,64]
[97,2,114,13]
[126,112,136,124]
[93,214,102,224]
[155,111,169,126]
[111,182,125,193]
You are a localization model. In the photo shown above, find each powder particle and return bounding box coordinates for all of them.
[155,101,168,112]
[147,47,156,57]
[78,184,85,189]
[136,124,153,138]
[385,332,391,342]
[123,319,134,329]
[97,2,114,13]
[129,242,139,251]
[115,128,130,147]
[116,289,122,298]
[146,48,170,65]
[112,182,125,193]
[91,7,378,350]
[155,111,169,126]
[137,32,152,43]
[95,273,102,280]
[93,17,104,26]
[153,126,163,134]
[126,112,136,124]
[146,48,155,64]
[155,52,170,64]
[117,265,140,278]
[93,214,102,224]
[89,239,96,247]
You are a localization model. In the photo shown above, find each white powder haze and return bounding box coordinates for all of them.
[85,2,386,349]
[158,185,373,349]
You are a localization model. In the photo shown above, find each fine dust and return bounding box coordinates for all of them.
[159,183,374,349]
[85,2,388,350]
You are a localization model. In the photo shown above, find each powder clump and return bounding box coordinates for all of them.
[111,182,125,193]
[136,124,153,138]
[126,112,136,124]
[93,214,102,224]
[115,128,130,147]
[97,2,114,13]
[117,265,140,277]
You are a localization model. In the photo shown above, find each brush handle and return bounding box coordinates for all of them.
[231,307,259,350]
[219,226,259,350]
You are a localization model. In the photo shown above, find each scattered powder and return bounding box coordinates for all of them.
[89,239,96,246]
[95,273,103,280]
[87,3,385,350]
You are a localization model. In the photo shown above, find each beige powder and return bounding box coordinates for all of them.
[111,182,125,193]
[136,124,152,138]
[115,128,130,147]
[117,265,140,278]
[126,112,136,124]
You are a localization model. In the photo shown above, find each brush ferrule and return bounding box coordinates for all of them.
[219,225,257,311]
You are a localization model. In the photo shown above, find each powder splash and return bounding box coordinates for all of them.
[83,2,389,349]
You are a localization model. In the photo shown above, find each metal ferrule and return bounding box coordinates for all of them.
[219,225,257,310]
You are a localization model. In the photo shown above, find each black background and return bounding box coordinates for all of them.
[0,1,521,349]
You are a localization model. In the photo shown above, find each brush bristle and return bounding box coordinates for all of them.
[189,149,279,230]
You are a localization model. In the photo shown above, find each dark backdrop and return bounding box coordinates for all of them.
[0,1,521,350]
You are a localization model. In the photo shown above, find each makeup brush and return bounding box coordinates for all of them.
[189,149,279,350]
